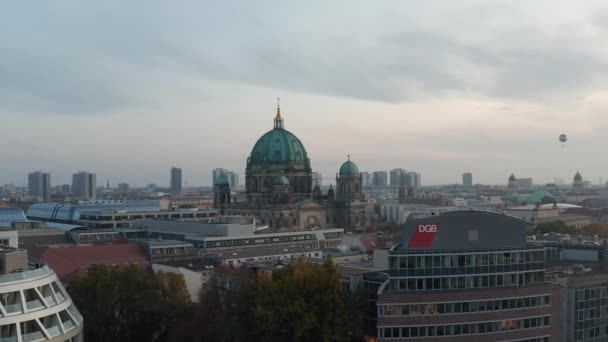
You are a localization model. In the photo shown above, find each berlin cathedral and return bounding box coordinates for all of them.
[214,103,367,232]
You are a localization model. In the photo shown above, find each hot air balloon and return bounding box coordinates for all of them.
[559,134,567,147]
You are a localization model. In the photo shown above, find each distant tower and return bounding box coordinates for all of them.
[106,179,110,190]
[170,167,182,194]
[72,171,96,199]
[336,155,362,203]
[508,174,518,194]
[327,185,335,201]
[213,174,231,214]
[463,172,473,187]
[312,183,322,200]
[572,171,584,193]
[28,171,51,201]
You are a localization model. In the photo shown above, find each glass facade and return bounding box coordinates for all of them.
[0,206,27,224]
[379,294,551,317]
[388,247,545,291]
[27,201,163,222]
[574,282,608,341]
[379,316,551,339]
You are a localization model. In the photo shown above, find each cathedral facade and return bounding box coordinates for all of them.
[214,104,366,232]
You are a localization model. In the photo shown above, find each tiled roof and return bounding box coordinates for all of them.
[28,243,149,279]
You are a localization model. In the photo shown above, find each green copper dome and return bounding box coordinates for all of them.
[214,174,229,186]
[274,175,290,185]
[339,159,359,175]
[247,110,310,168]
[574,171,582,181]
[508,174,516,181]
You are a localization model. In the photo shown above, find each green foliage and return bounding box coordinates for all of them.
[67,265,193,342]
[249,258,364,342]
[534,220,574,234]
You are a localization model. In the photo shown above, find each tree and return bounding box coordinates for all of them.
[534,220,575,234]
[249,258,364,342]
[167,264,256,342]
[68,265,193,342]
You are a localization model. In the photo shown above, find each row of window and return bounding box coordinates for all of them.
[390,271,545,291]
[391,250,545,270]
[576,307,608,323]
[391,263,544,278]
[379,316,550,339]
[576,326,608,340]
[577,286,608,302]
[379,295,551,316]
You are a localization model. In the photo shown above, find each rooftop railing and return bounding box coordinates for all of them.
[0,266,51,285]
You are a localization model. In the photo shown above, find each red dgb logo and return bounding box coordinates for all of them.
[409,223,440,248]
[418,224,438,233]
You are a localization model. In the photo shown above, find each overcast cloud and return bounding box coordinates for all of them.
[2,0,608,186]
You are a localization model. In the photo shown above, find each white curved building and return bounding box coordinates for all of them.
[0,246,83,342]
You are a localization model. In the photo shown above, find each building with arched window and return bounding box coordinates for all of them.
[213,103,367,232]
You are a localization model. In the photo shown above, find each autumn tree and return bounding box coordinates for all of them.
[534,220,575,234]
[166,265,256,342]
[249,258,364,342]
[68,265,193,342]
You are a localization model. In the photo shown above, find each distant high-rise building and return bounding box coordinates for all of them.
[225,171,239,188]
[118,183,130,193]
[28,171,51,201]
[72,171,96,199]
[463,172,473,187]
[361,172,372,187]
[398,171,421,189]
[170,167,182,193]
[390,168,407,186]
[61,184,71,193]
[373,171,388,187]
[312,172,323,187]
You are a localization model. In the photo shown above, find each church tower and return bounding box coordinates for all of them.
[213,174,231,214]
[572,171,584,193]
[336,155,362,203]
[508,174,518,195]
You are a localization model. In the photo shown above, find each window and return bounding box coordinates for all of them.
[468,229,478,241]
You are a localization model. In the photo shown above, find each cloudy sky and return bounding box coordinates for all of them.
[2,0,608,187]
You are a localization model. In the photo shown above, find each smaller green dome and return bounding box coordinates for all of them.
[274,175,290,185]
[214,175,229,186]
[508,174,516,181]
[339,159,359,175]
[574,171,582,181]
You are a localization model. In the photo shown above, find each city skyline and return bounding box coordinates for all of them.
[3,1,608,186]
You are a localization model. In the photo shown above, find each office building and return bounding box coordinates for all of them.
[0,228,84,341]
[390,169,407,187]
[225,171,239,187]
[118,183,130,193]
[71,171,96,199]
[373,171,388,187]
[361,172,372,187]
[463,172,473,187]
[27,200,216,228]
[28,171,51,201]
[170,167,182,193]
[405,172,421,188]
[377,211,560,341]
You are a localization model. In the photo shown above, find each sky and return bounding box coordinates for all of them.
[2,0,608,187]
